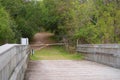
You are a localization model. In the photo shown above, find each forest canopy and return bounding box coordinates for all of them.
[0,0,120,45]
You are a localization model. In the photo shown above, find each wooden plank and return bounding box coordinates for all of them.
[0,44,30,80]
[30,43,65,47]
[77,44,120,68]
[77,44,120,56]
[24,60,120,80]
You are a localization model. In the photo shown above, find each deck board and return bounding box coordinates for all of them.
[24,60,120,80]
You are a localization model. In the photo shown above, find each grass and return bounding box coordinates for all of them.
[30,46,83,60]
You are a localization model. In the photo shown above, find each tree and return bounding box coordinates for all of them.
[0,5,15,44]
[74,0,120,44]
[0,0,43,40]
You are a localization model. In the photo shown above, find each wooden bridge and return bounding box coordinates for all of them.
[24,60,120,80]
[0,44,120,80]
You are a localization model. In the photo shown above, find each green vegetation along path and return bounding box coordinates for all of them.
[30,46,83,60]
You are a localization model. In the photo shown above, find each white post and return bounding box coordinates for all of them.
[21,38,29,45]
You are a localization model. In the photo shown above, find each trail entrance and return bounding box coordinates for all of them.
[30,32,58,50]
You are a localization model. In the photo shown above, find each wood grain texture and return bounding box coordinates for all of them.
[77,44,120,68]
[24,60,120,80]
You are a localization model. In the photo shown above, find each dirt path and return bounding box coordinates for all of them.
[32,32,55,44]
[30,32,55,50]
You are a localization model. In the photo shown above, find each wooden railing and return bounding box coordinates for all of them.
[0,44,30,80]
[77,44,120,69]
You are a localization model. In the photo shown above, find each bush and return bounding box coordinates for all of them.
[0,6,15,44]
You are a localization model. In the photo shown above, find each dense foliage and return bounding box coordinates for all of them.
[0,5,15,44]
[0,0,42,44]
[40,0,120,44]
[0,0,120,45]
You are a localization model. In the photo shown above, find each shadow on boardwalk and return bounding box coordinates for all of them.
[24,60,120,80]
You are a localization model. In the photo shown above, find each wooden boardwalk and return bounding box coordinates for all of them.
[24,60,120,80]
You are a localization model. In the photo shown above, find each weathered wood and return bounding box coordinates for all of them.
[0,44,30,80]
[31,43,65,47]
[30,43,65,50]
[24,60,120,80]
[77,44,120,68]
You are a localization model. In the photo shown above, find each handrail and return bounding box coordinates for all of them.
[0,44,30,80]
[77,44,120,69]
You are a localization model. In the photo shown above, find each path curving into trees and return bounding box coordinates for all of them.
[30,32,55,50]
